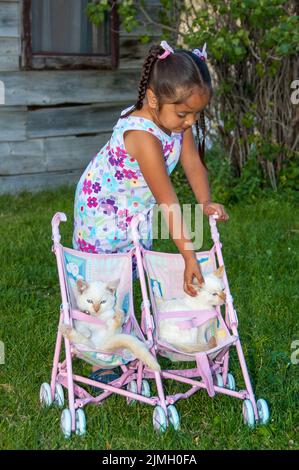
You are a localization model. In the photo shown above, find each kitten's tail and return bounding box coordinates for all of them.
[102,334,160,371]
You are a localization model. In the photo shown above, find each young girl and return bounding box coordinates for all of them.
[73,41,229,298]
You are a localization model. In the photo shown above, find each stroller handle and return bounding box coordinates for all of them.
[52,212,67,244]
[209,213,219,221]
[209,214,220,230]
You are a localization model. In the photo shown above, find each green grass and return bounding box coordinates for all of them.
[0,185,298,450]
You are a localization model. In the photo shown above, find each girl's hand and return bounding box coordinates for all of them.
[202,201,229,222]
[183,257,204,296]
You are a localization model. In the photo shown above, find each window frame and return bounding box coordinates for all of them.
[21,0,119,70]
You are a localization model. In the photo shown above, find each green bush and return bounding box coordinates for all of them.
[86,1,299,192]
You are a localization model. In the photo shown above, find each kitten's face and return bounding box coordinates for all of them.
[193,266,226,306]
[199,275,226,306]
[75,279,118,316]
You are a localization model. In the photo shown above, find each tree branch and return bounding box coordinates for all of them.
[138,3,182,35]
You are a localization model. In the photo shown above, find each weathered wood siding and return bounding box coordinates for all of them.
[0,0,20,71]
[0,70,139,106]
[0,70,138,193]
[0,0,161,194]
[0,133,111,193]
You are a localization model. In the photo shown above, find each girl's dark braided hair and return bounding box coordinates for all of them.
[121,44,163,118]
[121,44,212,167]
[195,111,206,165]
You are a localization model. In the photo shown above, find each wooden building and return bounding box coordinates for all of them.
[0,0,160,194]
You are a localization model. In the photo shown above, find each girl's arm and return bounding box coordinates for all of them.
[180,127,211,203]
[124,130,204,295]
[180,128,229,221]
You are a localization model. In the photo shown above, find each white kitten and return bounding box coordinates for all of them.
[158,266,226,353]
[60,279,160,371]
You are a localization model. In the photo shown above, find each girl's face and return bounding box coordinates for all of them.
[147,87,210,135]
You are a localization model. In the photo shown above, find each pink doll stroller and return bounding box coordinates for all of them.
[39,212,170,438]
[132,213,270,431]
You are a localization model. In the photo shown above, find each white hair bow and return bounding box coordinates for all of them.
[193,43,207,61]
[158,40,174,60]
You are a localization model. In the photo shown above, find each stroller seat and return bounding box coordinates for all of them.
[143,247,238,362]
[62,246,138,368]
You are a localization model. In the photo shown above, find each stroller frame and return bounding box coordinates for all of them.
[40,212,168,438]
[41,212,269,437]
[131,214,270,431]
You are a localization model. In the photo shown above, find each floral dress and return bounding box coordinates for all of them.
[73,105,184,268]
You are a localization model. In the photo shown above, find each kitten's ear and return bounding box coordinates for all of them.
[106,279,120,294]
[76,279,89,294]
[214,266,224,278]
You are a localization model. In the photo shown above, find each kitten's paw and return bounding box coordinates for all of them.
[59,324,79,343]
[59,324,72,338]
[113,310,124,329]
[207,336,217,349]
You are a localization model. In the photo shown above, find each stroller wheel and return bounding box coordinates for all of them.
[141,380,151,398]
[167,405,180,431]
[242,399,255,428]
[75,409,87,436]
[61,409,72,439]
[215,373,224,388]
[153,406,168,433]
[40,383,52,408]
[257,399,270,425]
[53,383,64,408]
[126,380,138,405]
[226,373,236,391]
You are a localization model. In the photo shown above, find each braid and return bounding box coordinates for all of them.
[121,45,162,118]
[136,45,162,109]
[196,111,207,168]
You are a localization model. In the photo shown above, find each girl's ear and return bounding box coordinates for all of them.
[76,279,88,294]
[146,88,158,108]
[214,266,224,278]
[106,279,120,294]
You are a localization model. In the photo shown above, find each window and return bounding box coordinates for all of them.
[21,0,119,70]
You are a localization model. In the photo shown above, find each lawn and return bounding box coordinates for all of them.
[0,184,298,450]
